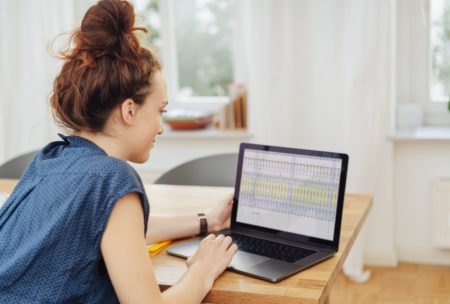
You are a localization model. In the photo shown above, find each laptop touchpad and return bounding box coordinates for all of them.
[229,251,270,269]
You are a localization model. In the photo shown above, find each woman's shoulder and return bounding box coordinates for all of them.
[91,156,143,186]
[88,154,133,173]
[36,136,137,177]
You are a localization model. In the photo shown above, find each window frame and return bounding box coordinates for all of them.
[429,0,450,104]
[157,0,231,112]
[397,0,450,126]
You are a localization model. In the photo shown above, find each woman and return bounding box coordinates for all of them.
[0,0,237,302]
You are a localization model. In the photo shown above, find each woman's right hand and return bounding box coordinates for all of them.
[186,234,238,282]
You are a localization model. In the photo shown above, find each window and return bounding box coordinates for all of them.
[396,0,450,126]
[134,0,162,50]
[430,0,450,103]
[133,0,235,109]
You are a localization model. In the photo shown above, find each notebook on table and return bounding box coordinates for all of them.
[167,142,349,282]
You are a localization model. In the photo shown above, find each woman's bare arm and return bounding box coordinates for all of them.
[146,193,233,243]
[101,193,236,304]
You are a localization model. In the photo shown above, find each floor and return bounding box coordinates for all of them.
[330,263,450,304]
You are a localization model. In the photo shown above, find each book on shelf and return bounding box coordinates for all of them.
[213,84,247,130]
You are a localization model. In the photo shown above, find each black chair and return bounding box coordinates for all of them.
[0,150,38,179]
[154,153,238,187]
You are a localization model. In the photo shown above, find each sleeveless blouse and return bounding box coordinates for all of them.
[0,134,149,303]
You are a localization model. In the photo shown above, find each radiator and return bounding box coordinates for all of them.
[432,178,450,249]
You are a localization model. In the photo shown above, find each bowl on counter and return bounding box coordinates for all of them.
[163,109,212,131]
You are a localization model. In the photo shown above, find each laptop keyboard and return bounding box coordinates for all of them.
[230,233,316,263]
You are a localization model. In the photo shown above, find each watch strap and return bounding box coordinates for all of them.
[197,212,208,236]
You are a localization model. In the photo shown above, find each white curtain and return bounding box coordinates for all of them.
[236,0,396,277]
[0,0,95,163]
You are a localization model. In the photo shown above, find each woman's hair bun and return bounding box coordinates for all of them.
[79,0,145,56]
[51,0,161,133]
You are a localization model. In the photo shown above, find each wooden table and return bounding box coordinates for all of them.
[0,179,372,304]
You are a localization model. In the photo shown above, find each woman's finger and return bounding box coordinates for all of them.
[220,236,233,250]
[215,234,225,242]
[203,233,216,241]
[227,243,238,257]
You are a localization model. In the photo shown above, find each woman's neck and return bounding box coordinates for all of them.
[76,131,128,161]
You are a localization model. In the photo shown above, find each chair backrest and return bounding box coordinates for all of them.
[154,153,238,187]
[0,150,38,179]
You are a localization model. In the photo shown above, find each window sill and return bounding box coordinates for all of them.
[159,126,253,140]
[389,126,450,141]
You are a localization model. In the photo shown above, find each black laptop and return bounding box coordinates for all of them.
[167,143,349,282]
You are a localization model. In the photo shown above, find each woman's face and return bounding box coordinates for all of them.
[128,71,167,163]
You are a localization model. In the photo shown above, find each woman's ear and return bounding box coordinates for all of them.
[120,98,137,125]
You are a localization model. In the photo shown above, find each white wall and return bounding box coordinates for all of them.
[395,141,450,265]
[393,0,450,265]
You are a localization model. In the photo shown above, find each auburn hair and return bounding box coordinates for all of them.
[50,0,161,132]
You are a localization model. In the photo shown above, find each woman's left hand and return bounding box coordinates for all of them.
[205,193,234,233]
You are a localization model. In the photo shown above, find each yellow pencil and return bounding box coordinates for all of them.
[147,240,172,256]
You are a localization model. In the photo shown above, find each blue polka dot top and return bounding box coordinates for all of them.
[0,134,150,303]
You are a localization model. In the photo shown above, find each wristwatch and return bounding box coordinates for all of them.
[197,213,208,236]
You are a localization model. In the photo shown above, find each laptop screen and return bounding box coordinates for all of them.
[235,145,346,241]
